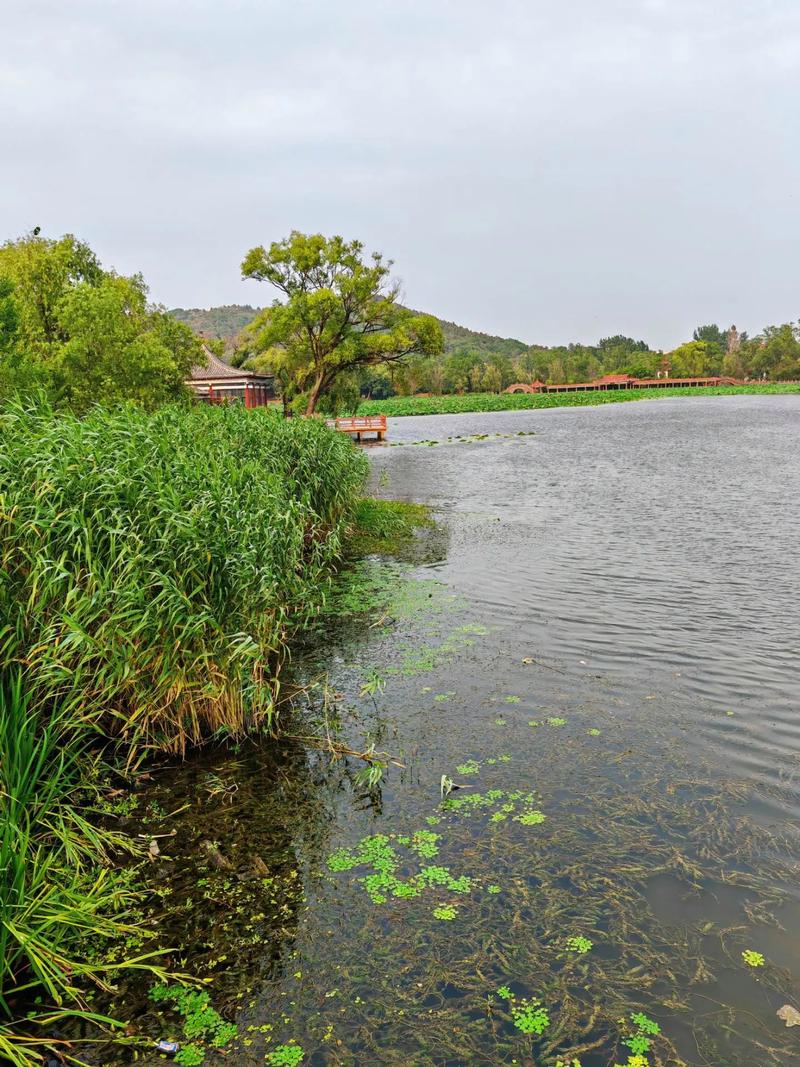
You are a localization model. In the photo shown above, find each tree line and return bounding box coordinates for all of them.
[368,322,800,401]
[2,228,799,416]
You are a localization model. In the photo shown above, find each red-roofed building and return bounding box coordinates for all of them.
[186,348,275,408]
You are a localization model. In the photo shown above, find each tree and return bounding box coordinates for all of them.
[747,323,800,380]
[241,232,443,415]
[481,362,503,393]
[57,275,201,412]
[666,339,721,377]
[692,324,725,353]
[0,233,102,360]
[0,232,203,410]
[0,277,18,355]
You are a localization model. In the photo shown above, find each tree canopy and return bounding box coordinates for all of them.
[0,232,203,412]
[241,232,443,414]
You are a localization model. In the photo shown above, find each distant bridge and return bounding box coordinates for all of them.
[504,374,741,395]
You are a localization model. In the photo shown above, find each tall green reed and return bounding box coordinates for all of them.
[0,398,367,755]
[0,673,164,1066]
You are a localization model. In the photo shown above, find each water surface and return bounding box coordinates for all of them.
[119,396,800,1067]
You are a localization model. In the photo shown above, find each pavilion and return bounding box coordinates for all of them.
[186,348,275,407]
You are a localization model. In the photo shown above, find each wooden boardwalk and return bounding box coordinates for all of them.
[334,415,387,441]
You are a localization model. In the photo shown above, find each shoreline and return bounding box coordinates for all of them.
[356,382,800,418]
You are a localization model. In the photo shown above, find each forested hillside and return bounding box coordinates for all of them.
[169,303,528,355]
[168,305,800,401]
[170,304,260,340]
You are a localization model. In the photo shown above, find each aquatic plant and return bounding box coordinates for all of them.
[456,759,480,775]
[0,398,367,755]
[326,831,470,905]
[267,1043,305,1065]
[565,936,593,954]
[742,949,765,967]
[620,1011,660,1057]
[495,986,550,1035]
[150,984,238,1057]
[357,382,800,418]
[443,789,546,830]
[433,904,458,920]
[175,1046,205,1066]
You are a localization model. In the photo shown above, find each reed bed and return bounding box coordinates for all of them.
[0,398,368,755]
[0,673,159,1066]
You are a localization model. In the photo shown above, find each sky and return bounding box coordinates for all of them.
[3,0,799,349]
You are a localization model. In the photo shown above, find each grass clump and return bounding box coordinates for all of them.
[0,398,367,754]
[346,497,433,557]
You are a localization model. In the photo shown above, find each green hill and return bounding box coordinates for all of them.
[168,304,530,356]
[169,305,260,340]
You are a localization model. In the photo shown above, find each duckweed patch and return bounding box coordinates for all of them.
[742,949,765,967]
[326,832,472,905]
[495,986,550,1036]
[266,1043,305,1066]
[149,984,238,1064]
[564,935,593,954]
[455,759,480,775]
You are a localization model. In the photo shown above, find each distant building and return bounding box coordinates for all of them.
[186,348,275,407]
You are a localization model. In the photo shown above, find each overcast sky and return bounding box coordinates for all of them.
[3,1,799,348]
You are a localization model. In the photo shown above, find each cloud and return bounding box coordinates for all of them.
[2,0,799,345]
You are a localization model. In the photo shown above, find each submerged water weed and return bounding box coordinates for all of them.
[742,949,765,967]
[495,986,550,1036]
[266,1044,305,1066]
[433,903,458,920]
[326,831,471,905]
[149,984,238,1063]
[456,759,480,775]
[565,935,593,954]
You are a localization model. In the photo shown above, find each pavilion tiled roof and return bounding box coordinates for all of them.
[189,348,273,382]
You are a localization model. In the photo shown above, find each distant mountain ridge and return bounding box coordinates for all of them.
[168,303,530,356]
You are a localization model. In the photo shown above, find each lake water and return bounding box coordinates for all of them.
[121,396,800,1066]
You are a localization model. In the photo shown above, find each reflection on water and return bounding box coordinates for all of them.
[112,397,800,1066]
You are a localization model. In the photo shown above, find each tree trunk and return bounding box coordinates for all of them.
[305,373,326,416]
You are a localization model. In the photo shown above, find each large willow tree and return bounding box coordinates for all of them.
[241,232,443,414]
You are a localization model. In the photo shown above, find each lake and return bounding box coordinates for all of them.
[124,396,800,1066]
